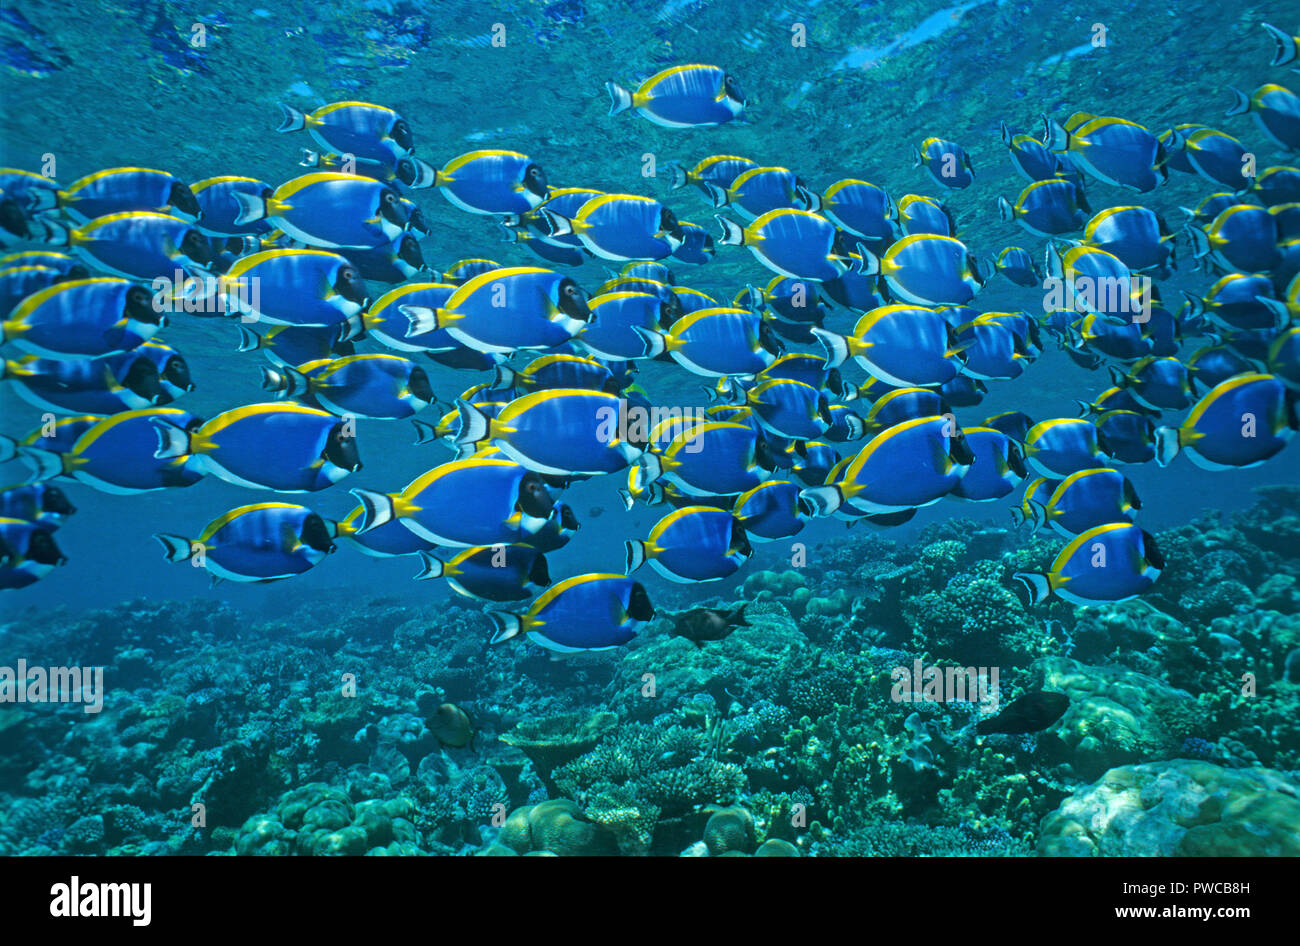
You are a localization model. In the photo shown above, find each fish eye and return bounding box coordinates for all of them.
[391,120,414,151]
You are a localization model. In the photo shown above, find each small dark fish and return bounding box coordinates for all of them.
[588,505,604,519]
[976,690,1069,735]
[430,702,474,748]
[670,603,749,647]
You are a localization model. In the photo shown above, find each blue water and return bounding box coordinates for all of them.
[1,0,1298,858]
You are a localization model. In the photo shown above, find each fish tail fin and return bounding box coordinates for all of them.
[1154,426,1181,467]
[34,218,71,248]
[638,452,664,483]
[236,324,263,353]
[999,120,1013,146]
[666,162,688,190]
[298,148,325,169]
[276,103,307,133]
[454,398,490,445]
[411,418,439,445]
[1256,295,1290,329]
[842,411,866,440]
[151,418,192,460]
[1026,499,1046,533]
[732,603,749,626]
[17,446,66,480]
[853,243,881,275]
[0,434,15,463]
[1072,398,1095,417]
[537,208,575,238]
[618,487,635,510]
[488,611,525,644]
[911,144,924,168]
[811,327,850,368]
[1012,571,1051,606]
[624,540,648,574]
[349,487,395,533]
[153,533,196,563]
[714,214,745,246]
[1183,224,1210,259]
[1042,115,1068,150]
[1180,290,1205,320]
[261,364,307,397]
[413,550,445,581]
[1224,86,1250,117]
[605,81,633,116]
[997,195,1015,223]
[702,183,729,209]
[497,223,523,244]
[399,304,440,338]
[632,325,667,358]
[401,157,438,190]
[232,189,269,227]
[493,365,517,390]
[797,485,842,518]
[1263,23,1299,67]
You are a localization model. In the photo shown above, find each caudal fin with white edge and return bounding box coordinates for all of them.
[412,551,445,581]
[276,103,307,133]
[606,82,633,116]
[488,612,525,644]
[153,533,197,563]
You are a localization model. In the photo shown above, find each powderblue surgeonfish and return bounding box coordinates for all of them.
[455,389,644,475]
[1023,418,1110,478]
[743,378,832,440]
[432,150,548,215]
[1156,373,1298,470]
[640,307,781,378]
[42,211,212,282]
[999,121,1064,181]
[862,235,987,306]
[3,345,186,415]
[275,101,421,176]
[1018,467,1141,538]
[640,421,775,498]
[1225,83,1300,151]
[625,505,752,583]
[1185,204,1281,274]
[1044,114,1167,193]
[543,194,682,262]
[913,137,975,188]
[948,426,1026,502]
[716,209,858,282]
[820,179,896,248]
[38,167,201,222]
[705,166,818,221]
[607,65,746,128]
[0,518,66,589]
[1015,522,1163,605]
[488,574,654,652]
[262,353,436,421]
[404,266,590,354]
[895,194,954,236]
[0,483,76,530]
[798,416,975,516]
[21,406,204,495]
[1078,206,1174,273]
[217,249,370,331]
[814,305,965,388]
[334,502,437,558]
[1111,356,1193,411]
[349,457,556,548]
[155,502,336,583]
[152,402,361,492]
[732,480,807,541]
[994,247,1041,287]
[1094,410,1157,464]
[669,155,758,198]
[233,173,409,249]
[414,544,551,602]
[2,278,161,359]
[998,179,1089,237]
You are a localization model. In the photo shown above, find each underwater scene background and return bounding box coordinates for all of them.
[1,0,1299,857]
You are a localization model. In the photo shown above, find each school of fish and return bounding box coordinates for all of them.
[1,43,1298,653]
